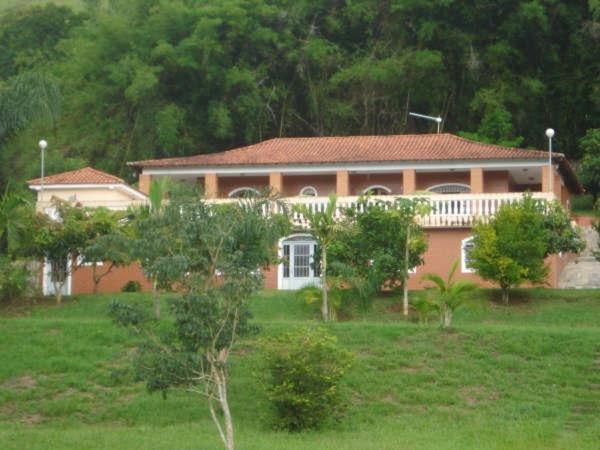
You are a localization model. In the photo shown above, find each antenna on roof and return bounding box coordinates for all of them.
[409,112,443,133]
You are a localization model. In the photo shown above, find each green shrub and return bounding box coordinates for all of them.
[0,257,30,303]
[108,300,149,327]
[121,280,142,292]
[571,195,595,213]
[261,327,353,431]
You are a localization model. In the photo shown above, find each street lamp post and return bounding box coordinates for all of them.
[409,112,443,133]
[39,139,47,202]
[545,129,554,194]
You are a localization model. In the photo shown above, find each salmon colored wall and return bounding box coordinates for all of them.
[72,262,152,294]
[561,183,571,209]
[281,175,336,197]
[68,226,570,294]
[483,171,510,193]
[349,173,404,195]
[415,172,470,191]
[405,228,490,289]
[263,264,278,289]
[217,176,269,197]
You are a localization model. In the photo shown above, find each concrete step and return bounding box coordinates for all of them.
[558,226,600,289]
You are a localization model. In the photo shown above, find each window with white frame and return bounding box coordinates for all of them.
[228,187,260,198]
[461,237,475,273]
[76,255,103,267]
[299,186,318,197]
[426,183,471,194]
[363,185,392,195]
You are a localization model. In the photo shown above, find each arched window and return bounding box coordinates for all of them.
[426,183,471,194]
[461,236,475,273]
[228,187,260,198]
[363,185,392,196]
[299,186,318,197]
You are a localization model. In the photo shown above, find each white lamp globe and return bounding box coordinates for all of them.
[545,128,555,139]
[39,139,48,150]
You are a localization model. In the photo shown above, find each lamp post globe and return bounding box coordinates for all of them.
[39,139,48,150]
[545,128,555,139]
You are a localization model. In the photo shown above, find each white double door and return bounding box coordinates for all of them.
[279,237,321,290]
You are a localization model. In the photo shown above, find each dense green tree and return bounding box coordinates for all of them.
[469,195,583,303]
[0,4,85,79]
[578,129,600,201]
[331,197,429,315]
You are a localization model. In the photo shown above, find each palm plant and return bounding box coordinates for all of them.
[293,194,342,322]
[420,260,478,328]
[0,188,31,258]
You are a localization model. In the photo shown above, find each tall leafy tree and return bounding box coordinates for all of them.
[112,193,288,450]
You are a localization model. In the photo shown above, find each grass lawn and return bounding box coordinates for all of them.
[0,289,599,449]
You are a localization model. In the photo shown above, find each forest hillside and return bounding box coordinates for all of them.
[0,0,598,188]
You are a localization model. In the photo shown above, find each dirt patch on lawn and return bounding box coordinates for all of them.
[22,413,44,426]
[1,375,37,390]
[460,386,498,405]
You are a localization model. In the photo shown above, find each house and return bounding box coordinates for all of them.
[128,133,582,291]
[28,167,150,296]
[30,134,583,294]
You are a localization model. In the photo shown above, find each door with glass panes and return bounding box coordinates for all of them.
[280,236,320,290]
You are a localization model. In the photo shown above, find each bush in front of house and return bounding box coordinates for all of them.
[108,300,149,328]
[0,256,30,303]
[121,280,142,292]
[261,327,353,431]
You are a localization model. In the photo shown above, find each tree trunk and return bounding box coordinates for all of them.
[152,278,160,319]
[501,286,510,305]
[321,247,329,322]
[55,286,62,306]
[217,364,234,450]
[403,225,411,316]
[442,307,452,328]
[207,350,235,450]
[402,280,409,316]
[92,263,99,295]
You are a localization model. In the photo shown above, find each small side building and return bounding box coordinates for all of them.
[28,167,151,296]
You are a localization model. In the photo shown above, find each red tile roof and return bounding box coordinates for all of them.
[28,167,124,186]
[128,134,555,168]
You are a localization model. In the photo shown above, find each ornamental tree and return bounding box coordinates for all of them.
[469,195,583,303]
[331,197,429,315]
[113,194,289,450]
[32,199,89,305]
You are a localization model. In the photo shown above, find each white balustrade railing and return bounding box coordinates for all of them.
[209,192,555,229]
[36,199,147,211]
